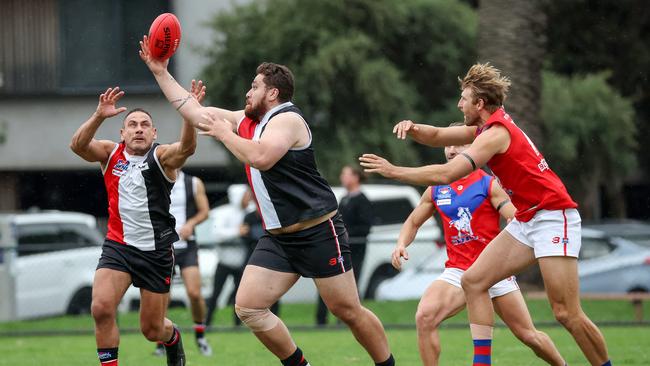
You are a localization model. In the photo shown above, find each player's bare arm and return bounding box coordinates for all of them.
[198,112,307,171]
[138,35,243,130]
[70,87,127,165]
[489,179,516,221]
[393,120,476,147]
[156,79,208,177]
[179,178,209,240]
[392,187,436,270]
[361,124,510,186]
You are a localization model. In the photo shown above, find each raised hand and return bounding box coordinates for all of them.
[138,35,169,76]
[391,245,409,270]
[197,112,232,141]
[393,120,419,140]
[190,79,206,104]
[95,87,127,119]
[359,153,396,178]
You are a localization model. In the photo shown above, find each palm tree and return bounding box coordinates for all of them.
[478,0,546,147]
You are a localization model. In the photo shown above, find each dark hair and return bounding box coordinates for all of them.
[344,164,367,183]
[123,108,154,125]
[256,62,294,103]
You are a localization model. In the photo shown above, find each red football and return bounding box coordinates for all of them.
[148,13,182,61]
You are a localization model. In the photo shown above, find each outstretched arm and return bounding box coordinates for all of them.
[360,125,510,186]
[138,35,243,130]
[392,188,436,270]
[393,120,476,147]
[70,87,126,166]
[157,80,206,174]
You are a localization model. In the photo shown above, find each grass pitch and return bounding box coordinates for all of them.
[0,299,648,365]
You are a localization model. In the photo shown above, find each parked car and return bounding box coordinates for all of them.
[578,228,650,293]
[0,211,103,319]
[281,184,442,303]
[584,220,650,248]
[376,227,650,301]
[172,184,442,310]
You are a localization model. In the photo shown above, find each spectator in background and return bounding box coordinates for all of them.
[316,164,373,325]
[204,185,253,326]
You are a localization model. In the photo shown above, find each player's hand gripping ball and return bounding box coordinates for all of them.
[148,13,181,60]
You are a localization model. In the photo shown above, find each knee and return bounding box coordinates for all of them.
[91,299,115,323]
[460,270,483,294]
[551,303,580,329]
[329,302,361,325]
[186,287,202,302]
[140,322,165,342]
[235,304,278,332]
[415,307,439,331]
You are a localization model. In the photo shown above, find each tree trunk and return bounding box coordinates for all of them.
[478,0,546,148]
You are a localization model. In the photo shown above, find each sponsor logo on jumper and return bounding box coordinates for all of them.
[112,159,130,176]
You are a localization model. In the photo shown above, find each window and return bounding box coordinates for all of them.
[16,222,101,256]
[371,198,414,226]
[16,224,60,256]
[579,238,614,260]
[0,0,169,95]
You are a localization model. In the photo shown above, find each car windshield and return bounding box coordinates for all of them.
[16,222,103,256]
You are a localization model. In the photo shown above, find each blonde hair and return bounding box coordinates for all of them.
[459,63,511,112]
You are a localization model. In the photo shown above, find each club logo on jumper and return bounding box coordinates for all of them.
[328,255,344,266]
[449,206,478,245]
[165,276,171,285]
[112,159,130,176]
[436,186,452,206]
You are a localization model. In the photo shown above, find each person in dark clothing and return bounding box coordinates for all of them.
[316,165,373,325]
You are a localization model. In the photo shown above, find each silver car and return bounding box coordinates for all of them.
[376,228,650,301]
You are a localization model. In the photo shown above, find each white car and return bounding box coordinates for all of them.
[117,184,443,311]
[0,211,103,320]
[281,184,442,303]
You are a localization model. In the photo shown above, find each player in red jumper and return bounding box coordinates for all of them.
[394,134,565,366]
[70,81,204,366]
[360,63,610,366]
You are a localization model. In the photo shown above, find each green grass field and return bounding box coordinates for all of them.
[1,299,648,365]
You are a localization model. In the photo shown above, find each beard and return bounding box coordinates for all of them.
[463,111,481,126]
[244,102,265,121]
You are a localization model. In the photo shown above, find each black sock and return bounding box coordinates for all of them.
[164,327,180,347]
[376,353,395,366]
[194,322,206,340]
[281,347,308,366]
[97,347,118,364]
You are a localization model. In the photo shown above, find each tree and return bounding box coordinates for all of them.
[541,72,637,219]
[201,0,477,179]
[477,0,546,146]
[545,0,650,189]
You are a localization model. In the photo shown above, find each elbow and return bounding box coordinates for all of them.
[69,139,83,155]
[249,155,273,171]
